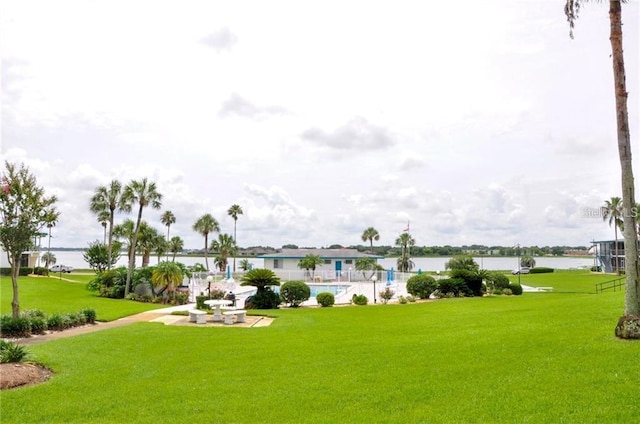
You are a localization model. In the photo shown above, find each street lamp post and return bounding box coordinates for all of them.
[372,274,377,304]
[206,272,214,299]
[516,244,521,285]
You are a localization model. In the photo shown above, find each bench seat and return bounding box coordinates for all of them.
[189,309,208,324]
[223,310,247,325]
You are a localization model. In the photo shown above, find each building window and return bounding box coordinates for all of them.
[345,260,353,264]
[324,259,331,265]
[274,259,282,269]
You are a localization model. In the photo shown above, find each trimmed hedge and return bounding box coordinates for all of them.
[529,267,554,274]
[0,308,97,338]
[316,292,335,307]
[406,274,437,299]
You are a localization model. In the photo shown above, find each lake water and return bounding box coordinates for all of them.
[46,251,596,271]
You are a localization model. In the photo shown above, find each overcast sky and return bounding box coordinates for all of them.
[2,0,639,250]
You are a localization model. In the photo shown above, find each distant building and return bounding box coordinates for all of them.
[591,239,638,273]
[0,247,39,269]
[260,248,381,278]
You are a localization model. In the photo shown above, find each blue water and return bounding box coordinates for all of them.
[244,284,351,298]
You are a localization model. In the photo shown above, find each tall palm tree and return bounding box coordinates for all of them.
[602,197,624,274]
[97,210,110,244]
[227,204,243,272]
[113,219,136,264]
[169,236,184,261]
[395,232,415,272]
[566,0,639,330]
[90,180,126,270]
[135,222,162,268]
[193,213,220,271]
[121,178,163,296]
[43,211,58,255]
[160,210,176,260]
[212,233,237,273]
[361,227,380,254]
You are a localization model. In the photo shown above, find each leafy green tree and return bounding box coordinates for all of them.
[565,0,640,333]
[41,251,56,268]
[121,178,162,296]
[90,180,126,270]
[0,161,59,317]
[169,236,184,261]
[355,257,376,280]
[444,255,479,272]
[298,254,324,280]
[212,233,237,273]
[602,196,624,274]
[227,204,243,272]
[192,213,220,271]
[395,232,415,272]
[361,227,380,254]
[83,240,121,273]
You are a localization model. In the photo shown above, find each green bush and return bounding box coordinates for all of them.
[529,267,554,274]
[0,340,29,363]
[398,295,408,304]
[47,314,65,331]
[379,287,395,304]
[245,288,281,309]
[81,308,97,324]
[591,266,602,272]
[509,283,523,295]
[0,315,31,338]
[487,272,511,290]
[449,269,484,296]
[33,266,49,276]
[406,295,416,303]
[406,274,437,299]
[316,292,335,307]
[196,295,211,310]
[437,278,472,297]
[28,316,48,334]
[280,281,311,307]
[87,267,127,298]
[351,294,368,305]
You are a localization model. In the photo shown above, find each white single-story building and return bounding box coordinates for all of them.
[260,248,382,281]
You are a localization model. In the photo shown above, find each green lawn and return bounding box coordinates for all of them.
[0,272,639,423]
[0,275,166,321]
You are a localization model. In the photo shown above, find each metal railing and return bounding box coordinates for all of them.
[595,277,626,294]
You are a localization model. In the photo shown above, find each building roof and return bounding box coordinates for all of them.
[259,248,382,260]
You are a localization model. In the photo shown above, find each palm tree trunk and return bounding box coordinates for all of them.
[107,212,114,270]
[610,0,640,317]
[204,234,209,270]
[614,225,618,274]
[233,220,237,272]
[125,206,143,297]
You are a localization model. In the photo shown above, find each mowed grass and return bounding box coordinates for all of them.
[1,271,639,423]
[0,275,165,321]
[514,269,620,293]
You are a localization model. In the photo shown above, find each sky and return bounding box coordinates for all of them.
[1,0,639,250]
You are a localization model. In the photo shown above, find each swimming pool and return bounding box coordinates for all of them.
[243,284,351,298]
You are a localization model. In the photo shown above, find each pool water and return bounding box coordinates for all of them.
[244,284,351,298]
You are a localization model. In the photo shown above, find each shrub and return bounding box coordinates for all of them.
[88,267,127,298]
[196,295,211,310]
[502,288,513,296]
[209,288,226,300]
[0,315,31,338]
[175,293,189,305]
[437,278,472,297]
[406,274,437,299]
[0,340,29,363]
[398,295,408,304]
[406,295,416,303]
[245,287,281,309]
[529,267,554,274]
[509,283,523,295]
[28,317,48,334]
[487,272,511,290]
[379,287,395,304]
[81,308,97,324]
[280,281,311,307]
[351,294,368,305]
[449,269,484,296]
[47,314,65,331]
[316,292,335,307]
[33,266,49,276]
[591,266,602,272]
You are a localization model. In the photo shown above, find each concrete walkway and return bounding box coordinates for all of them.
[16,304,273,346]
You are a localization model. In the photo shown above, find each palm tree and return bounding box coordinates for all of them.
[97,210,110,244]
[192,213,220,271]
[355,257,377,280]
[121,178,163,296]
[135,222,162,268]
[169,236,184,261]
[42,251,56,268]
[160,210,176,243]
[211,233,237,273]
[361,227,380,254]
[238,258,251,271]
[565,0,639,331]
[151,261,184,298]
[227,204,243,272]
[395,232,415,272]
[113,219,136,264]
[602,197,624,274]
[297,254,324,280]
[90,180,126,270]
[43,211,58,255]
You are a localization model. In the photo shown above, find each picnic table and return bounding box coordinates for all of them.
[204,299,233,322]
